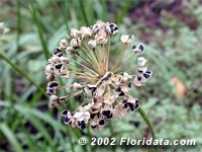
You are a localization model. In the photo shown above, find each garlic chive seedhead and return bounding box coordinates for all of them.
[44,20,152,130]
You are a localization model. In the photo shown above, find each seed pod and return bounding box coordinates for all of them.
[120,34,135,44]
[49,95,60,107]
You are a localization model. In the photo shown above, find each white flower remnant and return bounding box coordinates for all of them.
[0,22,9,36]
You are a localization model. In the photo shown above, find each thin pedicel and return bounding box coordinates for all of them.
[44,20,152,130]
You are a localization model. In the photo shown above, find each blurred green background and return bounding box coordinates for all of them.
[0,0,202,152]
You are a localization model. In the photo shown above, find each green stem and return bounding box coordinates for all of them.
[113,54,135,73]
[138,107,155,139]
[0,123,24,152]
[82,42,100,70]
[0,53,47,97]
[61,1,70,31]
[16,0,21,54]
[29,3,50,60]
[79,0,89,26]
[111,44,127,72]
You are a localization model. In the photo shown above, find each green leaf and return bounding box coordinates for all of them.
[138,107,155,139]
[0,123,24,152]
[0,52,47,97]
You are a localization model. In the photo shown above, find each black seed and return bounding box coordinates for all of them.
[81,123,86,129]
[78,120,85,126]
[146,70,152,74]
[132,44,137,49]
[107,113,113,119]
[143,73,150,79]
[137,76,142,81]
[49,82,58,88]
[135,103,139,109]
[55,64,63,69]
[90,113,96,119]
[128,102,135,111]
[64,117,71,123]
[99,120,105,125]
[48,88,54,94]
[122,99,127,103]
[119,91,125,96]
[113,27,118,31]
[138,70,143,73]
[138,44,144,51]
[134,121,140,127]
[109,24,114,30]
[102,110,110,117]
[124,103,128,108]
[128,82,132,88]
[115,87,121,92]
[81,121,85,125]
[62,110,68,116]
[91,124,97,129]
[54,48,63,56]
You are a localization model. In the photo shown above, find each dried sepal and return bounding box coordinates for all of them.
[138,57,147,67]
[49,95,60,107]
[120,34,135,44]
[132,43,144,53]
[88,40,97,49]
[59,39,68,49]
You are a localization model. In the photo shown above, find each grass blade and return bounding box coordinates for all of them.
[138,107,155,139]
[0,52,47,97]
[29,2,50,60]
[0,123,24,152]
[79,0,89,26]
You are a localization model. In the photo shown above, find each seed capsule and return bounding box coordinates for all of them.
[53,48,63,57]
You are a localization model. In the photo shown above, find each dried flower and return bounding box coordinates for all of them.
[132,43,144,53]
[80,26,92,38]
[59,39,68,49]
[44,20,152,130]
[120,34,135,44]
[88,40,97,49]
[138,57,147,66]
[70,38,81,48]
